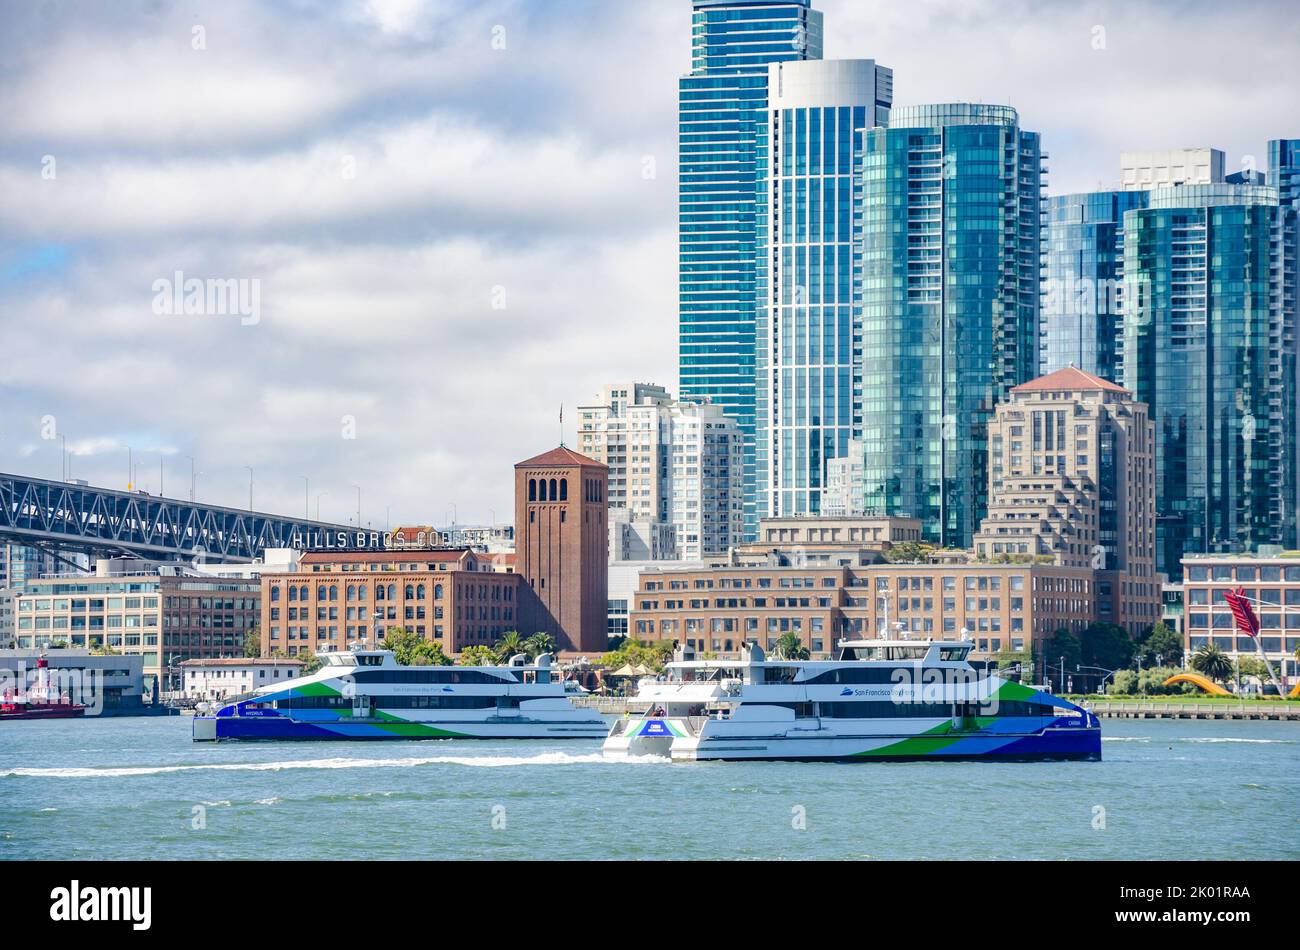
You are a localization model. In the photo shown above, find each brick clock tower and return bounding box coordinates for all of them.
[514,447,608,655]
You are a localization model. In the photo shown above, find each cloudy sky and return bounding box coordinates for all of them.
[1,0,1296,530]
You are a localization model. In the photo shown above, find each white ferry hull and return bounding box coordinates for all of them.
[670,724,1101,762]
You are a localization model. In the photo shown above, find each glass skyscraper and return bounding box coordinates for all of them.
[755,58,892,517]
[856,104,1045,548]
[1040,190,1148,383]
[679,0,824,538]
[1124,183,1299,578]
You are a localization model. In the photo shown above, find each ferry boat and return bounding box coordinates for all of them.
[604,638,1100,762]
[192,648,607,741]
[0,657,86,721]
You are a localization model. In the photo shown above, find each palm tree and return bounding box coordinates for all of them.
[1190,642,1233,683]
[494,630,525,660]
[773,632,809,661]
[523,632,555,659]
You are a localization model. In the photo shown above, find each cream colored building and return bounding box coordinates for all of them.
[180,657,304,701]
[1120,147,1224,191]
[578,382,743,560]
[974,366,1161,634]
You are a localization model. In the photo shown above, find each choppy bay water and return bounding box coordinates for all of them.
[2,716,1296,860]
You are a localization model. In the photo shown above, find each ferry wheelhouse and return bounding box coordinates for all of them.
[604,638,1100,762]
[192,649,606,741]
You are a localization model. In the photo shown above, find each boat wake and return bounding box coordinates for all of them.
[2,750,670,779]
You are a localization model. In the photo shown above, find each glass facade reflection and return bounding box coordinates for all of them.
[856,104,1045,548]
[757,59,892,518]
[679,0,824,540]
[1040,190,1147,382]
[1124,184,1299,578]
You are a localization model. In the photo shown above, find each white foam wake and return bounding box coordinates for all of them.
[2,750,669,779]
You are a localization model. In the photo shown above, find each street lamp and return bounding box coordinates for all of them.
[302,476,310,519]
[245,466,254,510]
[351,484,361,529]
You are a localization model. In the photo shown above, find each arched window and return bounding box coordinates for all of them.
[417,584,425,599]
[317,586,327,602]
[529,478,537,501]
[287,586,297,602]
[560,478,568,501]
[387,584,397,601]
[346,585,355,601]
[271,586,281,602]
[434,584,443,599]
[405,584,415,599]
[376,585,385,601]
[299,586,309,601]
[358,586,367,601]
[539,479,548,501]
[549,478,557,501]
[329,585,338,601]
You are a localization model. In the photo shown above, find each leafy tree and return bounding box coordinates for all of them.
[379,627,451,666]
[458,645,499,666]
[884,541,935,563]
[599,638,673,673]
[1134,621,1182,668]
[1190,642,1233,682]
[773,632,809,660]
[523,632,556,659]
[297,651,324,675]
[243,628,262,659]
[1235,656,1270,679]
[1080,622,1135,671]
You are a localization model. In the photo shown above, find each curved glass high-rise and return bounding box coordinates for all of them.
[856,104,1045,547]
[1124,183,1299,577]
[756,58,892,518]
[678,0,825,539]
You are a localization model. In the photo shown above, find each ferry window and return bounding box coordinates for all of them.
[763,666,799,684]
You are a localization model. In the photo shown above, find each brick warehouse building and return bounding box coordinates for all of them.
[262,446,609,657]
[514,447,609,655]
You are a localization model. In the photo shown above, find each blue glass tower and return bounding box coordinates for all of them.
[679,0,824,539]
[756,58,893,517]
[1040,190,1148,383]
[856,104,1045,548]
[1124,183,1299,578]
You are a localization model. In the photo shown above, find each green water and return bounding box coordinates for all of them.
[1,716,1295,860]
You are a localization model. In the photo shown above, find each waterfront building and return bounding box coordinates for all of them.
[578,383,744,560]
[0,649,146,714]
[608,558,705,641]
[0,589,14,648]
[857,104,1045,547]
[1181,555,1300,685]
[179,656,303,702]
[973,367,1161,634]
[1040,190,1149,381]
[261,548,515,657]
[679,0,829,539]
[755,58,893,519]
[514,446,609,654]
[14,564,261,690]
[629,561,1099,664]
[1119,147,1224,191]
[726,515,921,568]
[1124,182,1299,577]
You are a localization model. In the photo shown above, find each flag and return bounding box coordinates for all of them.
[1224,587,1259,638]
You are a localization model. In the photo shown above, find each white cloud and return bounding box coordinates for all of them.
[0,0,1294,528]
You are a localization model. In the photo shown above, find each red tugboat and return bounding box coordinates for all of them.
[0,656,86,720]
